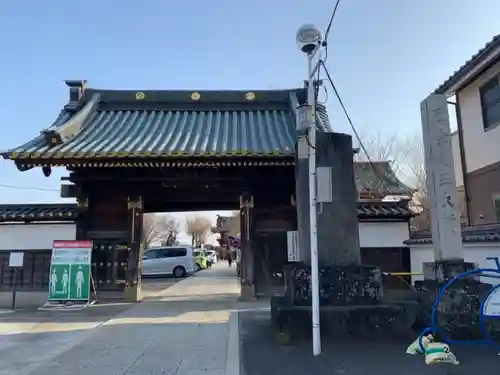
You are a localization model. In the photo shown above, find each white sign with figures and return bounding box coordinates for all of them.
[287,231,300,262]
[48,241,92,302]
[9,252,24,268]
[483,286,500,316]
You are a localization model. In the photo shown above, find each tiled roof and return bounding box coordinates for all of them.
[2,84,332,162]
[356,200,413,220]
[0,204,78,222]
[435,34,500,95]
[354,161,413,196]
[214,201,412,232]
[404,224,500,245]
[0,200,412,225]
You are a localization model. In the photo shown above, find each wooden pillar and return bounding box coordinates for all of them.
[75,197,89,240]
[240,192,255,300]
[125,196,143,302]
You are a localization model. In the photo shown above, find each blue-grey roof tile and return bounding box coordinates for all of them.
[354,161,414,195]
[435,34,500,95]
[13,109,296,158]
[2,88,333,160]
[0,203,77,222]
[404,224,500,245]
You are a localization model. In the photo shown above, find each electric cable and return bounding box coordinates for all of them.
[0,183,59,192]
[319,60,390,190]
[323,0,342,63]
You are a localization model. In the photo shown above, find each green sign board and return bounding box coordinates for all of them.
[48,240,92,301]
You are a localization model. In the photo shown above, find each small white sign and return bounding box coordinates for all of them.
[287,231,300,262]
[9,252,24,268]
[483,286,500,317]
[297,137,309,160]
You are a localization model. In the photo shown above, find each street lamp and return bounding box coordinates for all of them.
[296,23,323,357]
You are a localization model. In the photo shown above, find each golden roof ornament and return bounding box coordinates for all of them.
[191,92,201,101]
[135,92,145,100]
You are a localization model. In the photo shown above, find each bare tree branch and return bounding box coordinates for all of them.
[354,128,405,172]
[186,215,212,246]
[399,134,426,191]
[141,214,180,249]
[394,133,430,231]
[142,214,160,250]
[354,127,430,231]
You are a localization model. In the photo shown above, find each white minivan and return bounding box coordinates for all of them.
[141,246,196,278]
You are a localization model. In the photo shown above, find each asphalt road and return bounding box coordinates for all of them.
[239,309,500,375]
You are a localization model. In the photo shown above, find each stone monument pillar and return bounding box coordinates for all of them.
[417,94,491,337]
[288,131,382,306]
[315,132,360,265]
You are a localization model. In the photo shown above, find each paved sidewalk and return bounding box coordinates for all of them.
[2,263,240,375]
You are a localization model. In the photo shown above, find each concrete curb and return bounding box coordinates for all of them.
[225,310,240,375]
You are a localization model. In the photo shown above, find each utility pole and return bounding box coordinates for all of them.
[296,24,324,356]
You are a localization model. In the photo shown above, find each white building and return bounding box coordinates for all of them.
[441,34,500,225]
[407,34,500,282]
[0,204,76,308]
[1,200,415,298]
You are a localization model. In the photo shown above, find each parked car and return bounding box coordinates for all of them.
[193,249,208,270]
[141,246,196,278]
[206,250,217,266]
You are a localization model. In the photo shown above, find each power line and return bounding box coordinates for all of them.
[319,60,388,189]
[324,0,341,43]
[319,61,371,160]
[323,0,342,63]
[318,2,388,189]
[0,183,59,192]
[319,1,389,187]
[0,159,60,192]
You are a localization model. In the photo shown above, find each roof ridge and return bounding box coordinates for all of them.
[435,34,500,95]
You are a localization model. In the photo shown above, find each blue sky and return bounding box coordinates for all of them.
[0,1,499,229]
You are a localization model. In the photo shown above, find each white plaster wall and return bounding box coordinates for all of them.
[451,131,463,187]
[409,243,500,285]
[0,221,407,252]
[458,61,500,172]
[409,245,434,284]
[0,223,76,251]
[359,222,409,248]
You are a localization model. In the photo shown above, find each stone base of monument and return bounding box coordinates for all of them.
[240,282,257,302]
[414,259,500,340]
[270,264,419,343]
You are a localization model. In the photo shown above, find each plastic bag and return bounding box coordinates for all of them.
[425,342,459,365]
[406,334,433,355]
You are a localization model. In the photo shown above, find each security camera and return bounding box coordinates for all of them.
[296,24,323,54]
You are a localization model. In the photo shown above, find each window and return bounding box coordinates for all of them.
[158,249,174,258]
[156,248,188,258]
[142,250,158,260]
[172,249,187,257]
[480,75,500,130]
[494,195,500,223]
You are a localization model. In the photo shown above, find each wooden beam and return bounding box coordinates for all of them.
[144,202,239,212]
